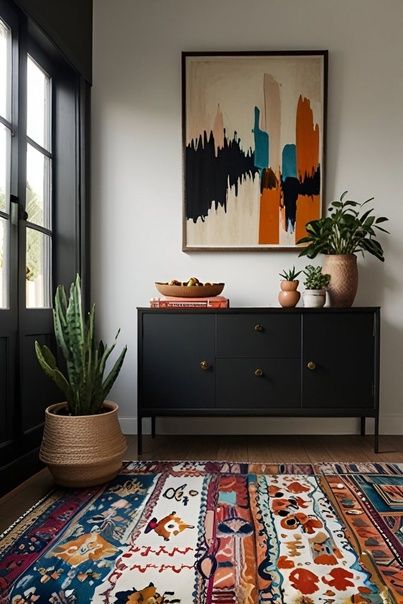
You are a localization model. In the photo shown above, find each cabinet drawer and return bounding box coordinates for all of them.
[217,314,300,358]
[216,358,300,409]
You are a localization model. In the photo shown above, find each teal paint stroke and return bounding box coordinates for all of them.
[252,106,269,170]
[282,144,297,179]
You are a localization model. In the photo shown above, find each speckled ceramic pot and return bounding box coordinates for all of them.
[323,254,358,307]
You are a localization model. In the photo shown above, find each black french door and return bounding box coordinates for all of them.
[0,0,90,493]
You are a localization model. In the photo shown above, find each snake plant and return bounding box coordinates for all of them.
[35,275,127,415]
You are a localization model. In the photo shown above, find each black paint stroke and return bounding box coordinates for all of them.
[186,131,321,234]
[281,166,321,233]
[298,166,321,197]
[185,131,258,222]
[281,176,300,233]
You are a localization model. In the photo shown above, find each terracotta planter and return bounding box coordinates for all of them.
[40,401,127,488]
[322,254,358,307]
[278,280,301,308]
[303,289,326,308]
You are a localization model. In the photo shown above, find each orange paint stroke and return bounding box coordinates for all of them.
[295,194,320,243]
[259,186,280,245]
[296,96,319,180]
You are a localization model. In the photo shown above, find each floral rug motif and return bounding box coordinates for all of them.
[1,461,403,603]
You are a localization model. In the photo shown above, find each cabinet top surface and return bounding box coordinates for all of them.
[138,306,380,313]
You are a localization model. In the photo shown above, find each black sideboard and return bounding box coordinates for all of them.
[137,307,380,454]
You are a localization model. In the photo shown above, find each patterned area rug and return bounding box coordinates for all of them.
[1,461,403,603]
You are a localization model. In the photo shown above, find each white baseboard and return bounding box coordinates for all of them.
[119,414,403,436]
[119,417,138,434]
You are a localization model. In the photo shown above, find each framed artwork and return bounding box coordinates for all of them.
[182,51,328,251]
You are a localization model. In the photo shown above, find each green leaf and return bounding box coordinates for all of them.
[53,287,69,355]
[360,238,384,261]
[66,277,84,384]
[364,216,375,227]
[360,208,374,223]
[361,197,375,205]
[40,344,57,369]
[101,345,128,401]
[342,200,360,207]
[35,341,73,403]
[374,225,390,234]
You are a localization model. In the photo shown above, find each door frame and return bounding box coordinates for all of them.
[0,0,90,495]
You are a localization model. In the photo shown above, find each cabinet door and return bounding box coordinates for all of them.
[302,313,375,410]
[216,358,300,409]
[141,314,215,409]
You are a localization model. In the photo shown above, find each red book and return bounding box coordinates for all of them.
[150,295,229,309]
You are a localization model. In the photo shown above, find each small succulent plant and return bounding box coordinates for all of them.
[279,266,302,281]
[303,265,331,290]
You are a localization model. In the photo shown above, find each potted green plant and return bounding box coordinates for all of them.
[297,191,389,306]
[35,275,127,487]
[278,266,302,308]
[303,265,331,308]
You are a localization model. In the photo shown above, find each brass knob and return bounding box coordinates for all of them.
[254,368,263,377]
[254,324,264,332]
[307,361,316,370]
[200,360,209,370]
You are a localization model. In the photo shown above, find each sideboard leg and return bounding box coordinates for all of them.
[151,416,156,438]
[374,414,380,454]
[360,417,366,436]
[137,415,143,456]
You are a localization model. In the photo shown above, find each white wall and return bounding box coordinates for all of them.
[92,0,403,435]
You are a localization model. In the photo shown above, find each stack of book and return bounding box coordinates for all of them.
[150,295,229,309]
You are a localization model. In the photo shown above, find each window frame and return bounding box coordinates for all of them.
[0,4,18,313]
[24,45,54,308]
[0,16,12,308]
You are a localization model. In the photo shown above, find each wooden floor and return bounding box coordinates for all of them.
[1,434,403,534]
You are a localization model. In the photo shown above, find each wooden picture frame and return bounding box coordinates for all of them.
[182,51,328,251]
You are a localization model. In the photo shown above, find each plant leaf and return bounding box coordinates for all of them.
[35,341,73,403]
[101,345,128,402]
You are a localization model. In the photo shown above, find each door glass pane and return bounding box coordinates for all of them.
[0,19,11,120]
[27,55,51,150]
[0,217,8,308]
[0,124,11,213]
[26,143,51,228]
[26,228,51,308]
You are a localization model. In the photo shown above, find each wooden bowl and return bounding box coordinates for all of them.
[155,282,224,298]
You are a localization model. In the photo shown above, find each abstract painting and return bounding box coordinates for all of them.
[183,51,327,250]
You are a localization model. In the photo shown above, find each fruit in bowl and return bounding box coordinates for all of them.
[186,277,199,286]
[155,278,224,298]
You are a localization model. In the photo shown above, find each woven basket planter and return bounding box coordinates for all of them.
[323,254,358,307]
[40,401,127,488]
